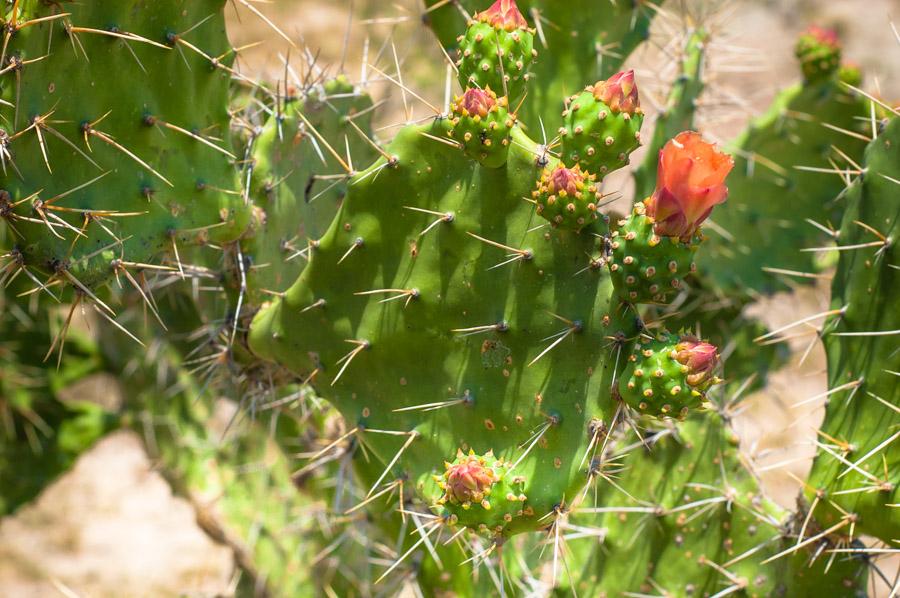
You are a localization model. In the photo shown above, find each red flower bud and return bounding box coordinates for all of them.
[546,165,584,196]
[590,70,640,115]
[674,336,719,388]
[457,87,497,118]
[445,455,495,504]
[645,131,734,239]
[477,0,528,31]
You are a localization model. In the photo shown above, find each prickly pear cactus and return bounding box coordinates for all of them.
[697,27,871,295]
[424,0,662,127]
[249,3,733,543]
[249,118,636,537]
[0,0,249,290]
[806,114,900,544]
[455,0,536,102]
[556,413,868,597]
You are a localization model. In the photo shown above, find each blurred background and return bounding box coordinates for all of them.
[1,0,898,595]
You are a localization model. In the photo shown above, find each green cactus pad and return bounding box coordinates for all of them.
[532,164,606,231]
[806,115,900,544]
[1,0,249,289]
[609,203,699,304]
[448,87,516,168]
[619,332,717,418]
[558,82,644,177]
[456,21,536,102]
[250,120,638,538]
[557,413,868,597]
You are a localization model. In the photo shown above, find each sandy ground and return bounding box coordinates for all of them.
[1,1,898,596]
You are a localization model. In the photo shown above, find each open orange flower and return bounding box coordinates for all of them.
[477,0,528,31]
[645,131,734,239]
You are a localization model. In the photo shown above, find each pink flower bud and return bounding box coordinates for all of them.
[477,0,528,31]
[590,70,640,115]
[445,456,495,504]
[546,165,585,196]
[645,131,734,239]
[457,87,497,117]
[674,336,719,388]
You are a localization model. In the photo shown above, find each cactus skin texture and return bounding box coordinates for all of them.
[0,1,249,290]
[806,115,900,544]
[425,0,661,128]
[554,413,868,597]
[559,71,644,177]
[456,0,536,102]
[239,76,377,305]
[249,119,637,537]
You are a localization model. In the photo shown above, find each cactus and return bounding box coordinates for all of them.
[1,0,897,594]
[697,27,871,296]
[806,113,900,544]
[0,0,250,291]
[423,0,662,128]
[553,412,868,596]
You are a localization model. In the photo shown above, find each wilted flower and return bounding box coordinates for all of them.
[645,131,734,239]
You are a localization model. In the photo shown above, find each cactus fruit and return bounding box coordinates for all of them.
[532,164,606,231]
[425,0,661,128]
[436,449,530,531]
[455,0,536,101]
[610,132,733,304]
[558,71,644,177]
[448,87,516,168]
[0,0,250,290]
[619,333,719,418]
[806,114,900,544]
[796,26,842,82]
